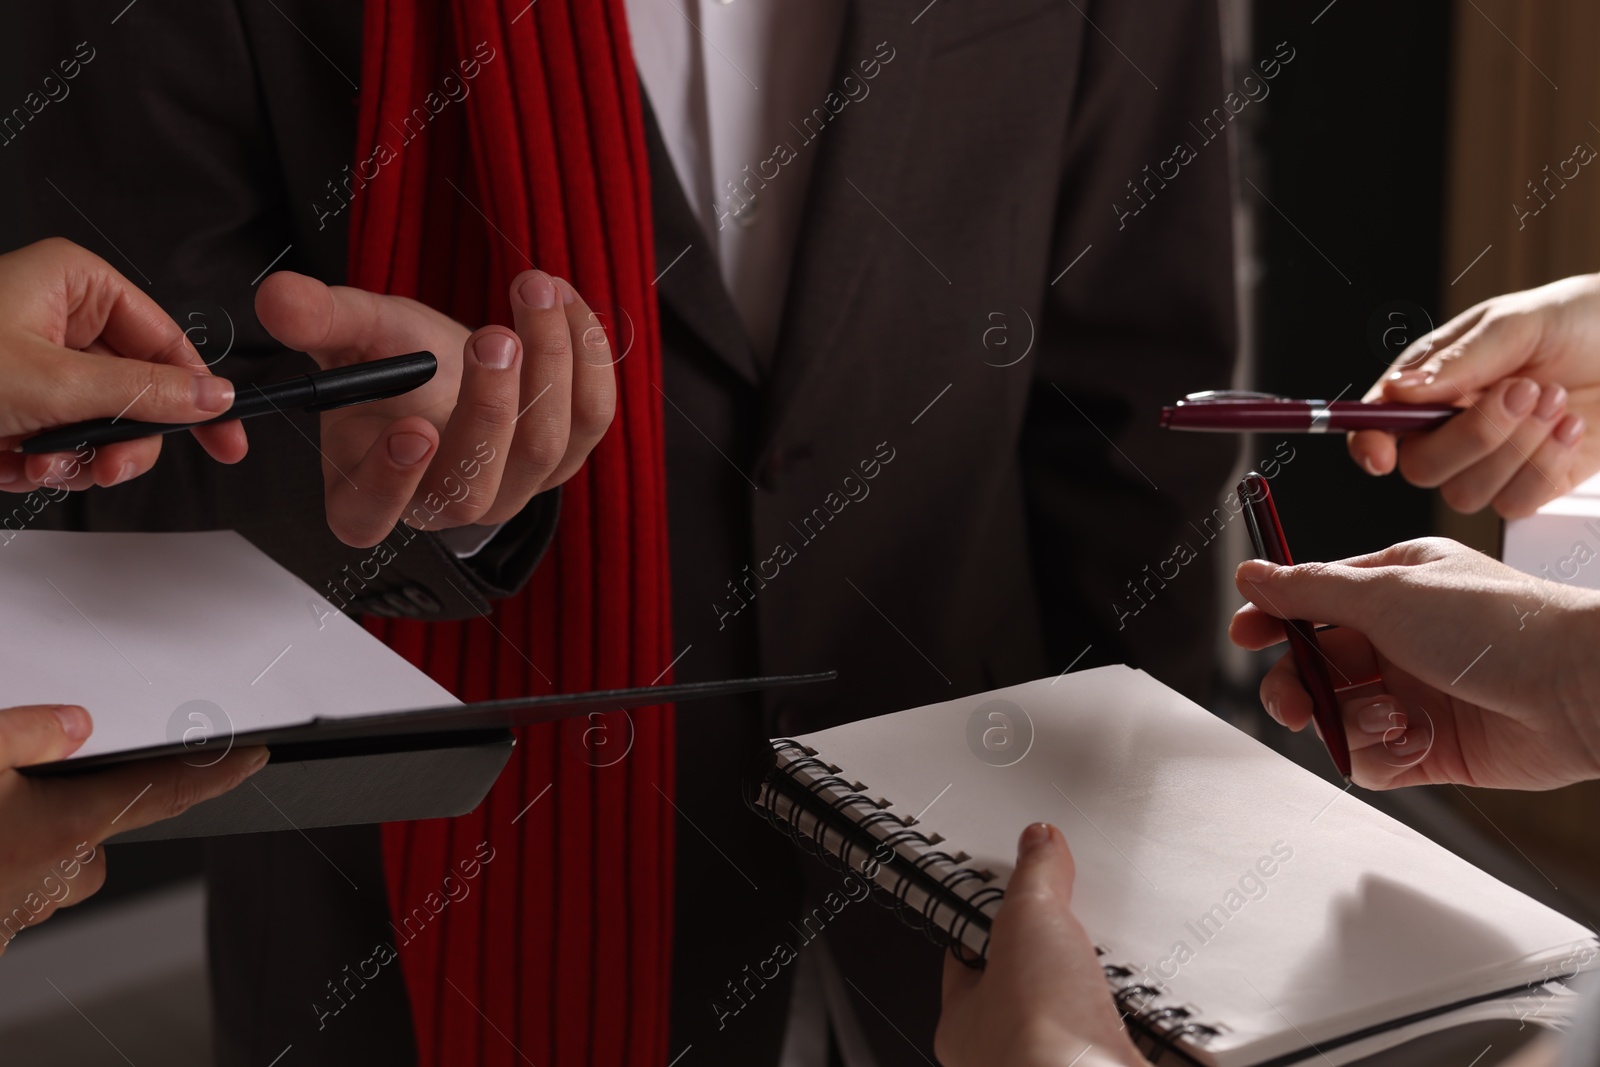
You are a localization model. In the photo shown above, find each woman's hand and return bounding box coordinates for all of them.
[1229,538,1600,791]
[1349,275,1600,518]
[0,238,248,491]
[0,703,266,952]
[255,270,616,548]
[937,824,1148,1067]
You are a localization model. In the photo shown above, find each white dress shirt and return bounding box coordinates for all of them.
[624,0,847,363]
[622,3,878,1066]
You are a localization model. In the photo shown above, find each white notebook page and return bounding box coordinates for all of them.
[789,666,1597,1065]
[0,530,459,758]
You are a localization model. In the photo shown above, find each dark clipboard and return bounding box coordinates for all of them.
[23,671,836,778]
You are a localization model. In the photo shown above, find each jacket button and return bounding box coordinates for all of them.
[381,591,416,617]
[402,584,442,615]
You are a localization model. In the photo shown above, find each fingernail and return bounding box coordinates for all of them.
[517,271,557,310]
[110,462,135,487]
[554,277,577,306]
[1557,414,1586,447]
[245,748,271,775]
[1362,455,1383,477]
[52,705,91,743]
[388,432,432,467]
[1355,699,1403,735]
[1238,559,1278,585]
[194,375,235,414]
[1388,370,1429,388]
[1264,697,1280,724]
[1535,383,1567,421]
[1506,378,1540,417]
[1018,822,1054,855]
[0,466,17,485]
[473,332,518,370]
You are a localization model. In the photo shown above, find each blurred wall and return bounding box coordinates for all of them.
[1440,0,1600,902]
[1247,0,1454,567]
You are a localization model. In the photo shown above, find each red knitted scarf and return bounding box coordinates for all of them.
[345,3,675,1064]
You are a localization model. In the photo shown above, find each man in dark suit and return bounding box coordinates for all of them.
[0,1,1238,1063]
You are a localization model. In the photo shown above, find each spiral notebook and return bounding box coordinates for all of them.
[752,666,1599,1066]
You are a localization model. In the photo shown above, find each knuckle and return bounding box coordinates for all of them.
[511,425,569,483]
[64,808,101,848]
[572,391,615,443]
[527,332,572,360]
[463,388,519,427]
[1436,479,1480,514]
[145,364,192,412]
[1395,447,1444,489]
[1286,560,1335,586]
[436,495,492,527]
[578,322,613,361]
[1408,536,1459,562]
[1493,493,1535,520]
[1463,413,1507,451]
[159,777,208,821]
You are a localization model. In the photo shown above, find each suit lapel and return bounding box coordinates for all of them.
[757,0,935,457]
[641,88,761,387]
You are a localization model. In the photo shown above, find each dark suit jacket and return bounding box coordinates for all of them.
[0,2,1238,1065]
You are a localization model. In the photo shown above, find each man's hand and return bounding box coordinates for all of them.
[1349,275,1600,518]
[1230,538,1600,791]
[0,238,248,492]
[0,703,266,952]
[255,270,616,548]
[937,824,1149,1067]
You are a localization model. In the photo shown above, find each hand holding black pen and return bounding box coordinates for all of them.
[18,352,440,455]
[244,269,619,549]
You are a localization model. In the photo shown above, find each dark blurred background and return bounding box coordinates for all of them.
[9,2,1600,1064]
[1246,0,1454,564]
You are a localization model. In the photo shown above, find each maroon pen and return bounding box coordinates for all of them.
[1238,471,1353,782]
[1161,391,1458,433]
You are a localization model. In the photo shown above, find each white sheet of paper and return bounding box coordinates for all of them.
[0,530,459,758]
[1504,471,1600,589]
[790,667,1597,1065]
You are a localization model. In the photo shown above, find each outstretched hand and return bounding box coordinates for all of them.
[1349,275,1600,517]
[0,238,247,491]
[255,270,616,547]
[0,703,266,952]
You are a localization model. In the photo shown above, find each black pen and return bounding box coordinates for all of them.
[16,351,437,454]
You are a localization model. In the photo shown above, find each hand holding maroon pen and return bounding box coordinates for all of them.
[1236,472,1353,781]
[1162,391,1461,435]
[1348,277,1600,519]
[1228,536,1600,794]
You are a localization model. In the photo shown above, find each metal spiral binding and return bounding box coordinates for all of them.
[1099,958,1224,1063]
[748,740,1227,1062]
[746,740,1002,965]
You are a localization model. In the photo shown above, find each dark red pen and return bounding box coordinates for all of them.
[1238,471,1353,782]
[1162,391,1458,433]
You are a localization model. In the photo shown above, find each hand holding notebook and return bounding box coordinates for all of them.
[754,667,1599,1065]
[937,823,1148,1067]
